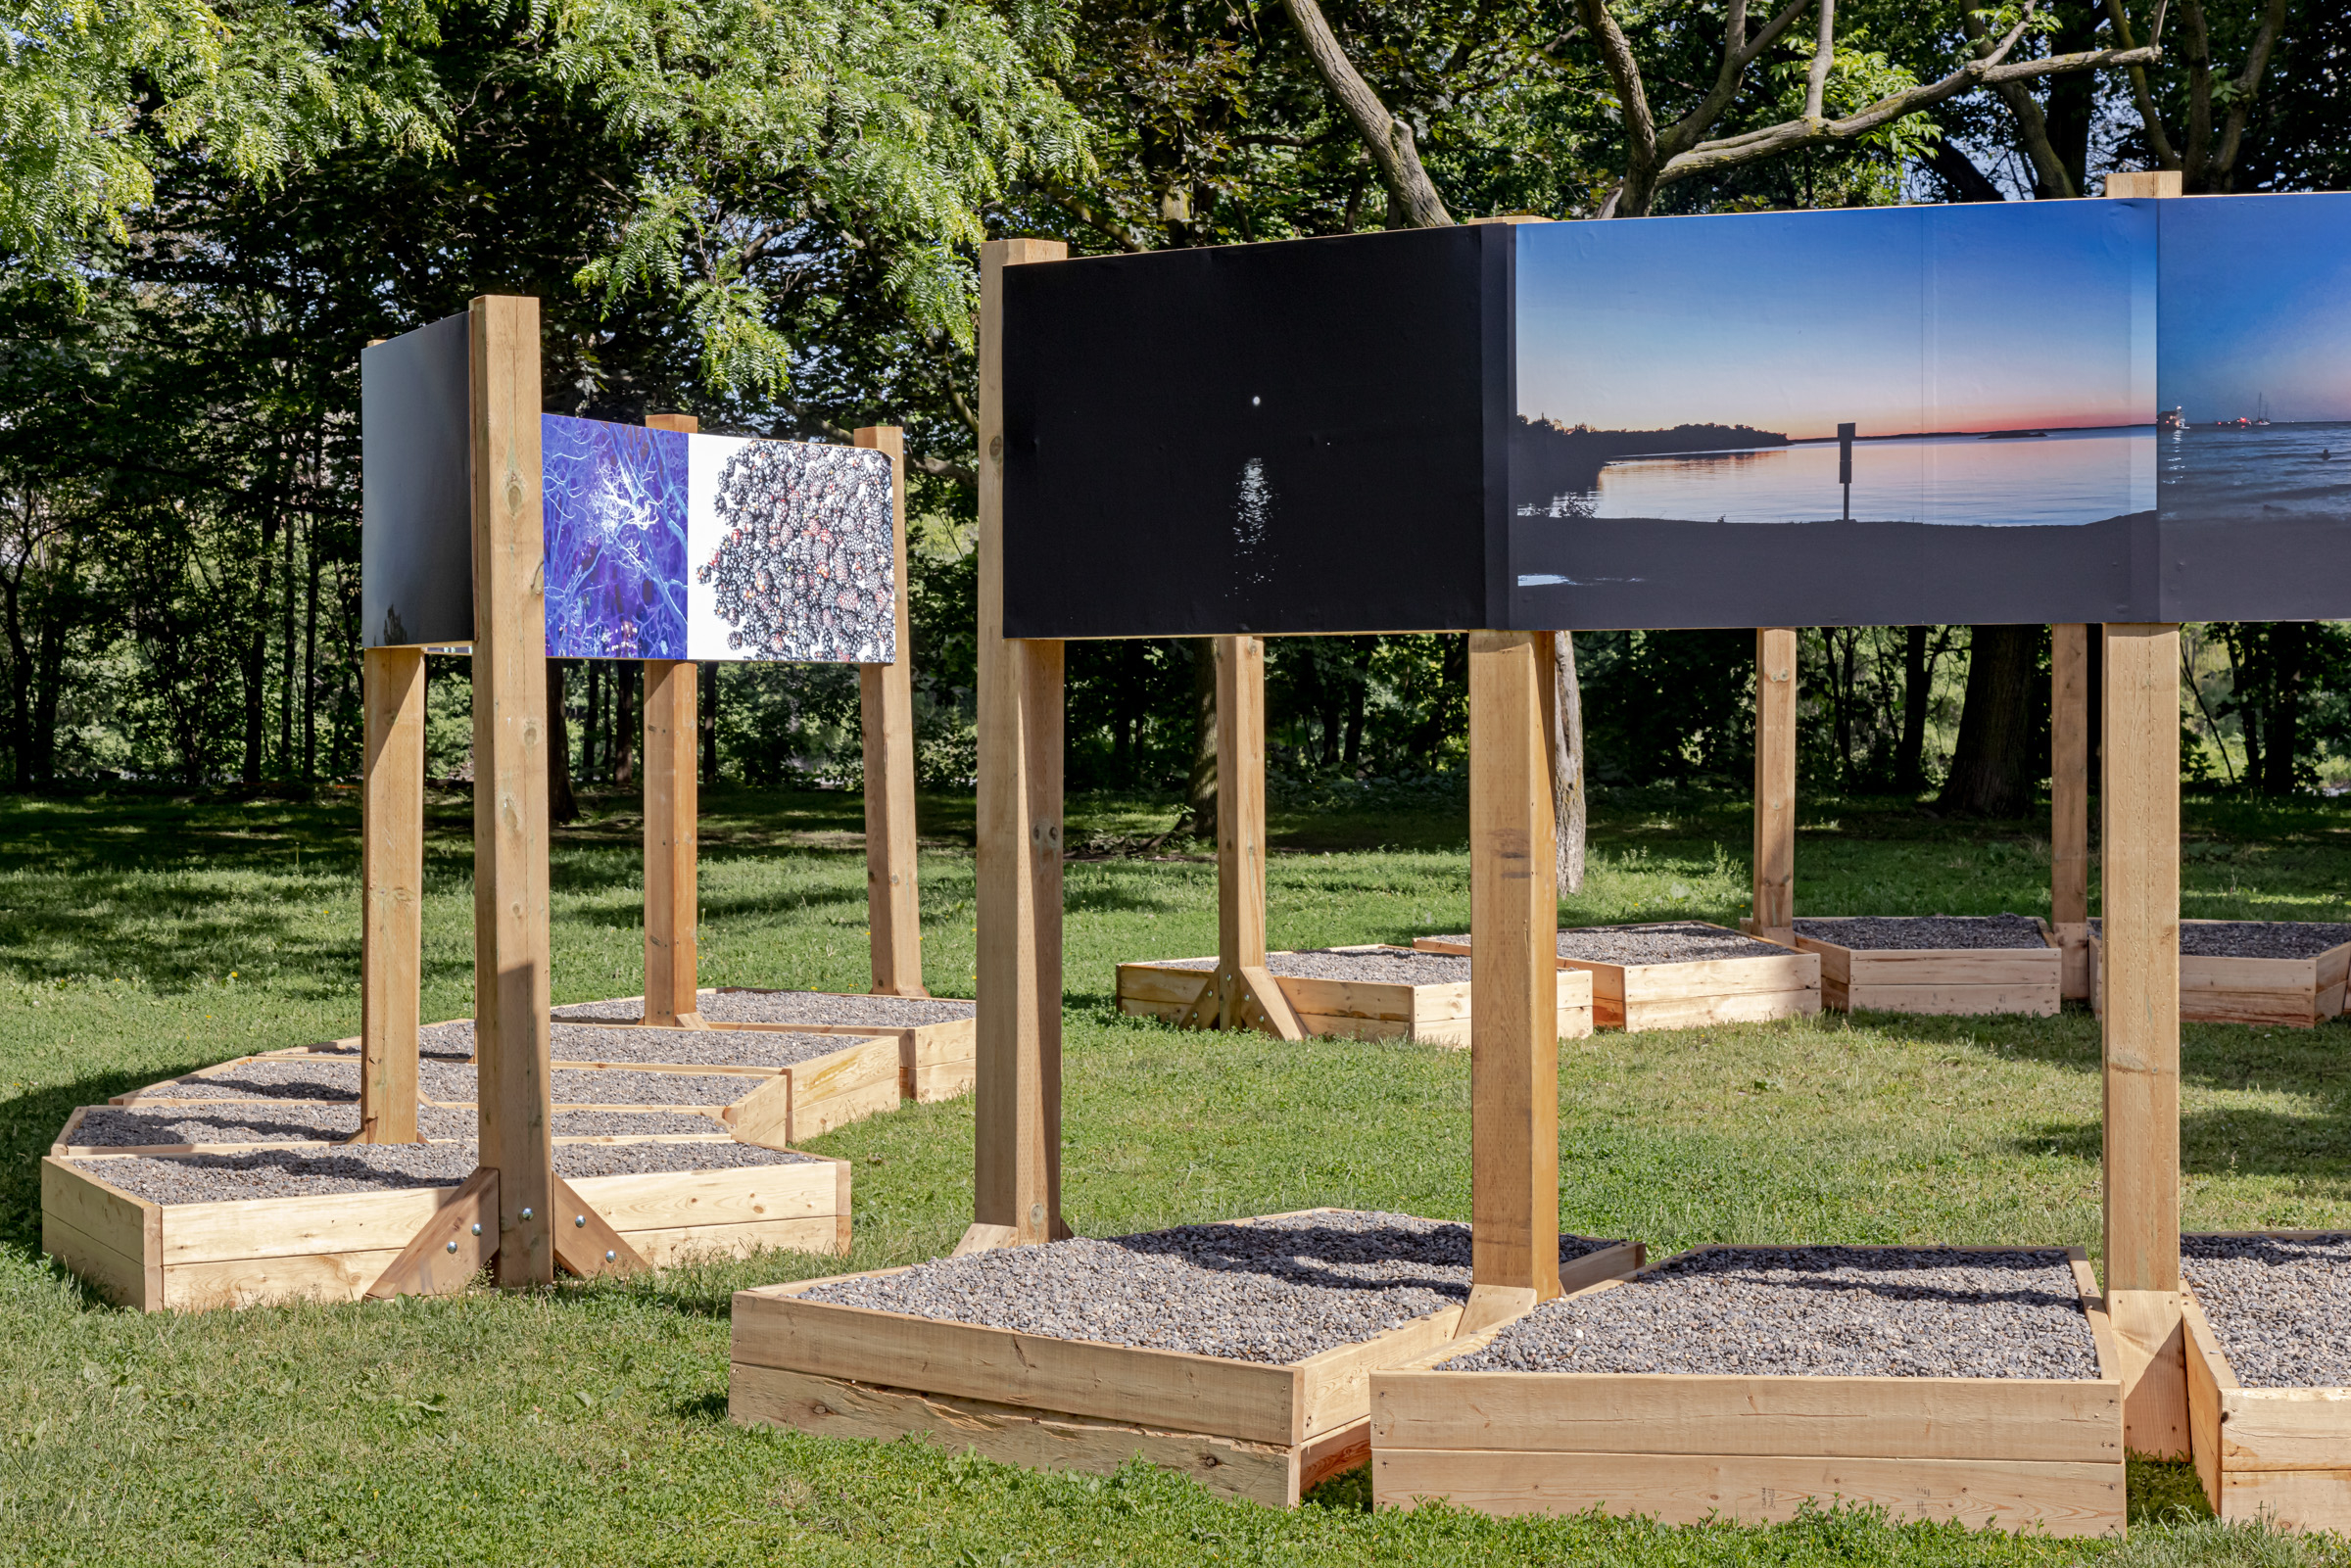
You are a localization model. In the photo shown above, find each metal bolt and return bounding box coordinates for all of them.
[604,1250,616,1263]
[575,1214,587,1227]
[446,1240,457,1254]
[521,1208,533,1220]
[471,1222,482,1236]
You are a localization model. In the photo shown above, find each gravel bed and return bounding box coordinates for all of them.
[64,1103,724,1150]
[1445,1246,2099,1379]
[2087,919,2351,959]
[1159,949,1473,985]
[801,1212,1623,1363]
[408,1020,857,1069]
[2183,1234,2351,1387]
[408,1061,762,1107]
[1793,915,2050,951]
[73,1139,817,1205]
[554,990,976,1026]
[552,1109,728,1137]
[134,1058,359,1103]
[1417,923,1788,965]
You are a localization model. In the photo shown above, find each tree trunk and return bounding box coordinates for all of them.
[547,658,579,823]
[279,507,295,780]
[1183,640,1217,837]
[244,515,274,783]
[1,564,29,790]
[1939,626,2044,817]
[2263,622,2307,795]
[614,662,637,787]
[32,601,64,789]
[699,660,719,784]
[1895,626,1931,791]
[1554,632,1586,893]
[303,524,320,781]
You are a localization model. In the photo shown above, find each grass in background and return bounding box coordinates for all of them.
[2,784,2349,1564]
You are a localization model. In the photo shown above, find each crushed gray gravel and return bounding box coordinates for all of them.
[2089,919,2351,959]
[72,1139,818,1205]
[64,1103,731,1149]
[551,1109,730,1138]
[1161,949,1473,985]
[1420,923,1790,965]
[2184,1233,2351,1388]
[408,1020,859,1069]
[554,990,976,1026]
[1794,915,2050,951]
[801,1212,1623,1363]
[536,1068,766,1107]
[132,1057,763,1109]
[1445,1246,2099,1379]
[132,1058,359,1103]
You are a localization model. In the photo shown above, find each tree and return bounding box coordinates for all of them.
[1940,626,2044,815]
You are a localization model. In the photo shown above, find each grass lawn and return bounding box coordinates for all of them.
[3,781,2350,1565]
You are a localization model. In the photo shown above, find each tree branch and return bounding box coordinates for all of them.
[1802,0,1837,123]
[2212,0,2286,180]
[1277,0,1452,226]
[2103,0,2183,169]
[1654,0,1811,162]
[1962,5,2076,198]
[1580,0,1659,214]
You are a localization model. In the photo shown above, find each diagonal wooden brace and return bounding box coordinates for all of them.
[366,1167,500,1300]
[549,1174,648,1279]
[1230,964,1304,1041]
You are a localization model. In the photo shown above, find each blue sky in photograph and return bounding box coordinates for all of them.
[2160,194,2351,424]
[1516,201,2155,441]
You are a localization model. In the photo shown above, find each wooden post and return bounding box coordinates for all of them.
[641,412,702,1027]
[1184,636,1303,1037]
[469,294,554,1288]
[855,424,928,998]
[965,238,1069,1255]
[2103,622,2185,1456]
[2103,170,2185,199]
[1465,631,1561,1331]
[358,644,424,1144]
[1750,627,1798,943]
[2053,624,2092,1000]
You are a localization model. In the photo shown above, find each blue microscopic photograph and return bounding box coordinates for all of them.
[541,414,690,658]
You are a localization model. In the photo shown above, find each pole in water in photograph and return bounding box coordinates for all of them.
[1838,422,1855,521]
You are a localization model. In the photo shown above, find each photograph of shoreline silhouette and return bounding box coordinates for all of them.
[2155,192,2351,620]
[1508,199,2157,628]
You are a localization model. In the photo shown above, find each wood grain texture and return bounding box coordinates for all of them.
[973,238,1068,1249]
[630,1215,843,1264]
[469,293,554,1287]
[1751,629,1798,941]
[549,1172,648,1279]
[2052,625,2090,990]
[2110,1287,2188,1459]
[2184,1290,2228,1510]
[1208,636,1303,1039]
[572,1158,842,1231]
[364,1167,500,1299]
[360,645,426,1142]
[1371,1449,2124,1534]
[162,1185,453,1264]
[2104,170,2184,197]
[855,424,929,998]
[642,656,701,1027]
[1467,632,1559,1300]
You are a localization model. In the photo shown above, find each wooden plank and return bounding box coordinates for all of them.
[360,644,426,1142]
[632,1214,844,1265]
[787,1072,901,1143]
[1467,631,1559,1301]
[2104,170,2184,198]
[2211,1389,2351,1472]
[549,1172,648,1279]
[1296,1307,1468,1441]
[1371,1449,2124,1534]
[572,1158,842,1232]
[1620,989,1821,1031]
[729,1364,1316,1507]
[972,237,1068,1251]
[2183,1291,2228,1511]
[2110,1288,2189,1460]
[642,655,701,1028]
[41,1157,156,1271]
[470,292,555,1287]
[2219,1468,2351,1531]
[1371,1370,2122,1461]
[1840,949,2061,984]
[792,1033,901,1105]
[365,1166,500,1300]
[909,1059,976,1103]
[2052,623,2090,1002]
[1615,952,1818,995]
[42,1211,151,1310]
[855,424,928,999]
[164,1249,408,1311]
[1751,628,1798,942]
[163,1185,452,1264]
[1842,983,2060,1017]
[732,1289,1309,1444]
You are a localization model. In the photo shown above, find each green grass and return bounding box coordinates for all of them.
[4,784,2351,1564]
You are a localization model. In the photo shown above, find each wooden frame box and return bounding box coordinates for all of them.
[1793,918,2061,1017]
[1115,947,1595,1047]
[1369,1245,2126,1535]
[41,1150,850,1312]
[1415,925,1819,1032]
[2184,1235,2351,1531]
[2089,922,2351,1028]
[730,1213,1642,1507]
[557,989,980,1105]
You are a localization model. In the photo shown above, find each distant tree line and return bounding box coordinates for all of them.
[2,0,2344,811]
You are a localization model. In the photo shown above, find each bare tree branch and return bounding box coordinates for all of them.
[1579,0,1660,213]
[2213,0,2286,177]
[1802,0,1837,122]
[1276,0,1452,226]
[2103,0,2184,169]
[1963,7,2078,197]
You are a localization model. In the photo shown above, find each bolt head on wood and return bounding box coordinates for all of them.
[446,1241,457,1254]
[576,1214,587,1227]
[521,1208,533,1220]
[604,1250,616,1262]
[471,1223,482,1236]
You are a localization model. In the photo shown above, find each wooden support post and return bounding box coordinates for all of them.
[1465,631,1560,1330]
[855,424,929,998]
[1198,635,1302,1038]
[643,413,702,1028]
[967,238,1068,1254]
[2103,622,2185,1457]
[1750,627,1797,943]
[359,645,425,1144]
[469,294,554,1288]
[2103,170,2185,199]
[2053,624,2092,1000]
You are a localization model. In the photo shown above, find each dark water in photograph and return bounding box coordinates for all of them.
[2160,422,2351,525]
[1520,427,2153,528]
